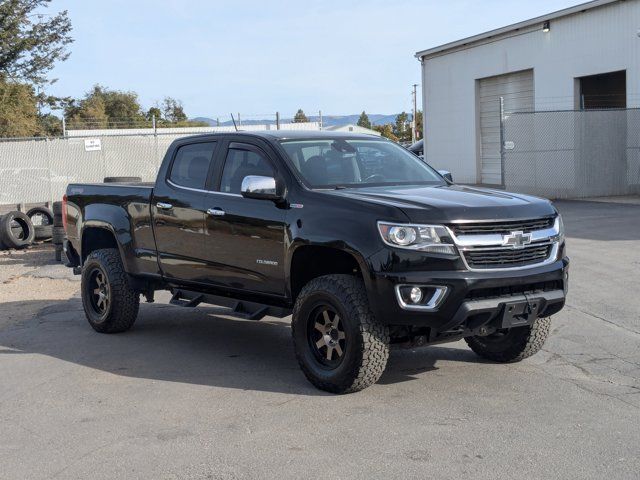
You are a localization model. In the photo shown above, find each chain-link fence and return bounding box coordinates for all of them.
[0,122,320,206]
[502,108,640,199]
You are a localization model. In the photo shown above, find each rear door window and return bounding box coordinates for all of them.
[169,142,217,190]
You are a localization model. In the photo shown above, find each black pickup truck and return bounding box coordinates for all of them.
[64,131,568,393]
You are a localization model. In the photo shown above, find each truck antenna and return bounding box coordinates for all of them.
[230,113,239,131]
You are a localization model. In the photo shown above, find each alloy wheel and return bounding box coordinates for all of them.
[308,305,347,368]
[88,267,110,317]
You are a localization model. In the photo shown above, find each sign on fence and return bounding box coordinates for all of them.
[84,138,102,152]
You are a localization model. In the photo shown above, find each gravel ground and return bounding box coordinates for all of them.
[0,199,638,479]
[0,244,78,330]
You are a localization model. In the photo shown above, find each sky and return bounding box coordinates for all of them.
[46,0,585,119]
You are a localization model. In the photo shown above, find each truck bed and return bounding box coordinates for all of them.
[65,182,158,276]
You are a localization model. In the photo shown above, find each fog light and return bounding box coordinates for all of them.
[409,287,423,304]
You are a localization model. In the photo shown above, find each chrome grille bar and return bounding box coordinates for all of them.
[448,216,561,271]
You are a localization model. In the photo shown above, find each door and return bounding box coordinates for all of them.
[202,141,287,296]
[152,141,218,282]
[479,69,534,185]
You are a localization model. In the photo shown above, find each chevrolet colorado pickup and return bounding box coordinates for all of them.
[64,131,568,393]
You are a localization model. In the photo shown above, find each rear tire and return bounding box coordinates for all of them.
[292,274,389,394]
[81,248,139,333]
[465,317,551,362]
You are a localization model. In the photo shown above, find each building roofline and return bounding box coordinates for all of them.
[415,0,622,60]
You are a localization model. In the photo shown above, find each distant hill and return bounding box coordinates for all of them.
[191,113,412,128]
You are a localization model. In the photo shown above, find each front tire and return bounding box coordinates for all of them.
[292,274,389,394]
[81,248,140,333]
[465,317,551,362]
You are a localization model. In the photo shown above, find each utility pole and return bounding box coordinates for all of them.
[276,112,280,130]
[319,110,323,129]
[237,113,241,127]
[411,84,418,143]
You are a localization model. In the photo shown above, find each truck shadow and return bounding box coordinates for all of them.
[0,299,485,395]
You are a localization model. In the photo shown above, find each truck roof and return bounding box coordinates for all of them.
[182,130,384,142]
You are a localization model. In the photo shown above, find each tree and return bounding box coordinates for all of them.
[394,111,410,141]
[65,94,108,129]
[65,85,143,128]
[293,108,308,123]
[0,0,73,86]
[373,123,398,142]
[162,97,187,123]
[38,112,62,136]
[414,110,423,140]
[100,87,143,121]
[146,106,162,121]
[0,79,38,137]
[357,111,371,129]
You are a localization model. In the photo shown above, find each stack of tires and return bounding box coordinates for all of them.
[0,206,54,251]
[52,202,66,261]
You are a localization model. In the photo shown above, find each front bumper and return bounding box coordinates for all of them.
[366,255,569,338]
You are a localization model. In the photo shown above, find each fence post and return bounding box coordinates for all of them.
[499,96,506,187]
[45,137,54,204]
[276,112,280,130]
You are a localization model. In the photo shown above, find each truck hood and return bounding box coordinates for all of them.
[326,184,556,223]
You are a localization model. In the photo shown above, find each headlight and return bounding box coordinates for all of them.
[377,222,456,254]
[557,214,565,241]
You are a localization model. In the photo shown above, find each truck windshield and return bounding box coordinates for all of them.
[279,138,444,188]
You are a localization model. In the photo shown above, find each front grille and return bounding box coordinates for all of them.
[464,244,552,269]
[450,217,555,236]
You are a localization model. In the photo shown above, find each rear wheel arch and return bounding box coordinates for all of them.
[81,226,120,264]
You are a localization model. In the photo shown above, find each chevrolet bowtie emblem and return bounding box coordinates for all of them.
[502,230,532,249]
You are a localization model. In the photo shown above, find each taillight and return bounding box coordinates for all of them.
[62,194,68,231]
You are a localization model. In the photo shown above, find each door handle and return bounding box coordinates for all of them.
[207,208,225,217]
[156,202,173,210]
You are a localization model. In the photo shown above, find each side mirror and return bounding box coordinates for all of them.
[241,175,283,201]
[438,170,453,183]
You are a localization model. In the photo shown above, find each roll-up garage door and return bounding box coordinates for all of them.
[478,69,534,185]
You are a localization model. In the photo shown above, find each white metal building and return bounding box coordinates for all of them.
[322,124,381,136]
[416,0,640,185]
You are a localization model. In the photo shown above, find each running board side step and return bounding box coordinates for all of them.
[169,288,291,320]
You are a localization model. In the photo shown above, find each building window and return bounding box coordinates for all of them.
[578,70,626,110]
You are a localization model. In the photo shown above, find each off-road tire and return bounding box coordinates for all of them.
[292,274,389,394]
[81,248,139,333]
[465,317,551,363]
[0,211,35,249]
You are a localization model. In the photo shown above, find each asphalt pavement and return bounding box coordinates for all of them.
[0,199,638,479]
